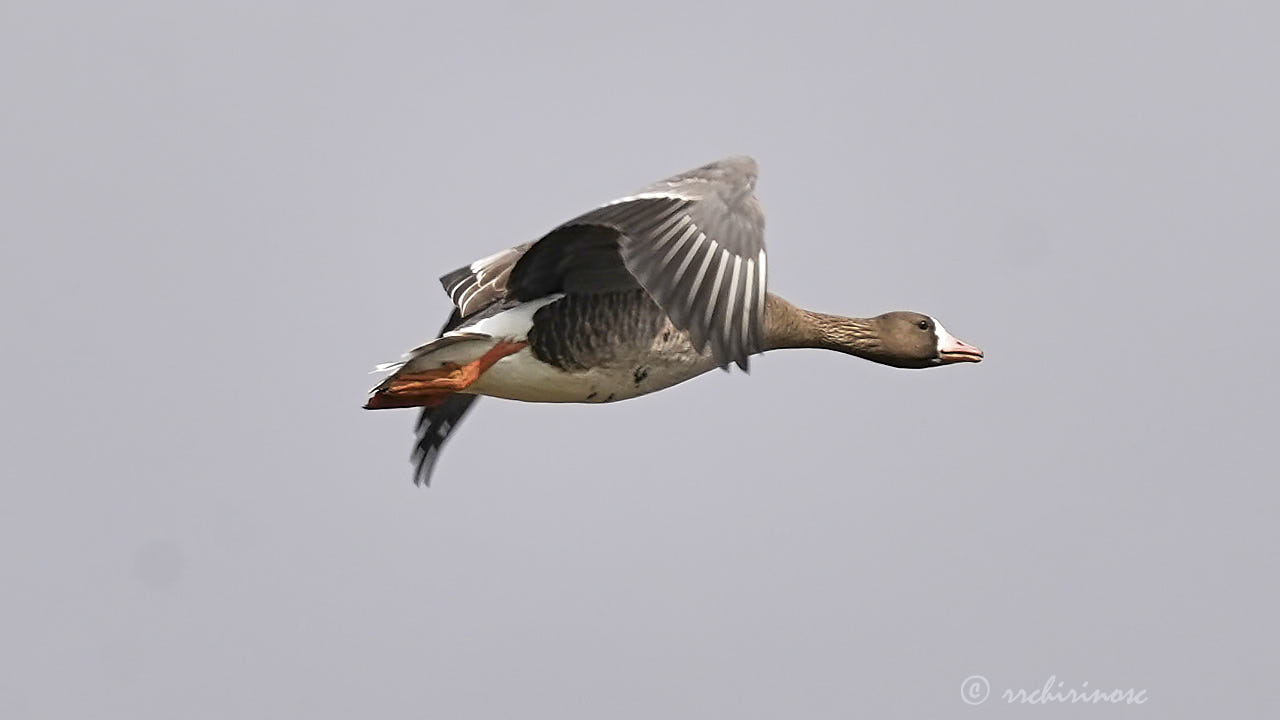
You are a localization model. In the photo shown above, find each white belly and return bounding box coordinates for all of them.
[468,347,718,403]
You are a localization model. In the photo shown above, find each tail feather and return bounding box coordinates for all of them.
[402,331,491,359]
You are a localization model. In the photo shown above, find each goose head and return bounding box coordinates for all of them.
[855,311,984,369]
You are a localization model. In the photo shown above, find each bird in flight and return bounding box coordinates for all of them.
[366,157,983,485]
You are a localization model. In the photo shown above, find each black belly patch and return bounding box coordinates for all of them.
[632,366,650,386]
[527,290,667,371]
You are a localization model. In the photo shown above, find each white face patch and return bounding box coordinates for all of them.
[931,316,959,361]
[928,315,984,364]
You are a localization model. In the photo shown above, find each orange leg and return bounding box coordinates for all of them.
[364,340,527,410]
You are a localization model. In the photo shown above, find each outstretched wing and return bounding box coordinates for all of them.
[435,156,767,368]
[509,156,767,369]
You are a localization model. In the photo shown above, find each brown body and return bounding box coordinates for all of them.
[367,292,982,410]
[365,156,983,486]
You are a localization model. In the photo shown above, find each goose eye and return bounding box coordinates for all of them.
[917,320,930,331]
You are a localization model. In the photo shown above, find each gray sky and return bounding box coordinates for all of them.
[2,2,1276,718]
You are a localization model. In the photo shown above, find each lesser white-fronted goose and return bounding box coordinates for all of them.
[367,157,983,485]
